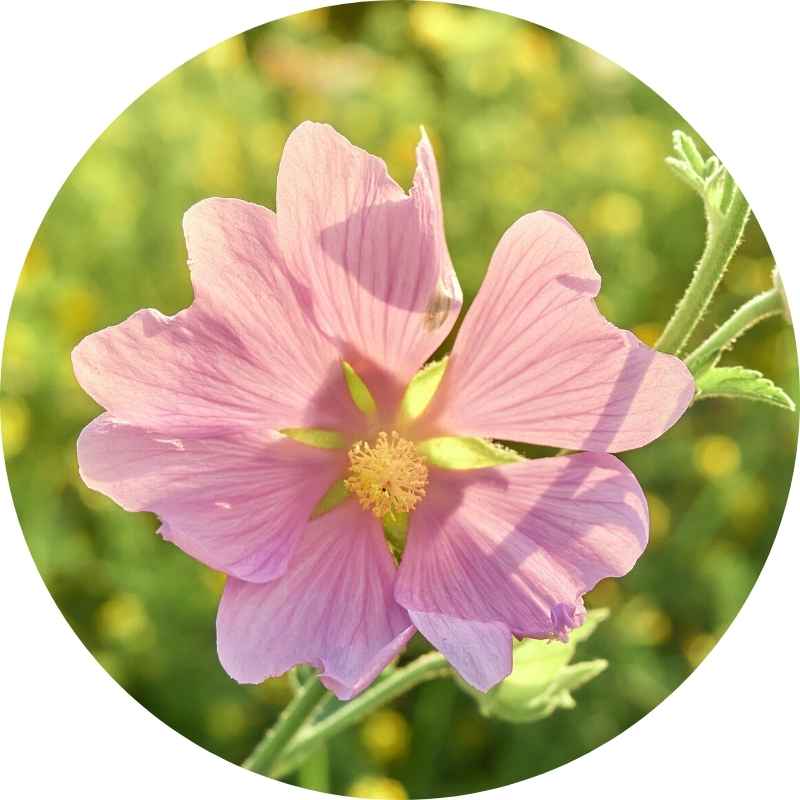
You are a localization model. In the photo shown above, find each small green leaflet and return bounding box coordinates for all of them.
[695,366,795,411]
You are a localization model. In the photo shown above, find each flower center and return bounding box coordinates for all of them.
[344,431,428,518]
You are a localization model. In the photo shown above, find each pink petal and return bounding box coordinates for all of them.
[73,198,360,435]
[77,414,346,582]
[217,501,415,700]
[418,211,694,452]
[408,611,511,692]
[395,453,648,692]
[276,122,462,407]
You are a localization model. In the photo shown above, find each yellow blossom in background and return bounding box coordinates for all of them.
[97,593,152,644]
[590,191,643,237]
[54,287,100,342]
[646,493,672,545]
[511,27,558,75]
[203,36,247,71]
[682,632,717,668]
[693,434,742,479]
[281,7,329,34]
[408,2,463,53]
[18,241,50,289]
[617,596,673,646]
[1,397,30,458]
[360,709,411,763]
[725,475,769,537]
[348,776,408,800]
[206,700,248,739]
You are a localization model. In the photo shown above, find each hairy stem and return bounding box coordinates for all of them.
[270,652,451,779]
[684,288,783,374]
[242,674,328,776]
[656,187,750,355]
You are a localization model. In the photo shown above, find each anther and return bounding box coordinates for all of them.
[344,431,428,518]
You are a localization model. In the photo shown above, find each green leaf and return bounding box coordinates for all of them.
[458,609,609,724]
[695,366,796,411]
[310,480,349,518]
[341,361,377,416]
[399,358,448,423]
[281,428,347,448]
[416,436,523,469]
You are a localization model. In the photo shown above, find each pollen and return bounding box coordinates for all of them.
[345,431,428,518]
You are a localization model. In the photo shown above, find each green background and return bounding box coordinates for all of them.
[2,2,797,798]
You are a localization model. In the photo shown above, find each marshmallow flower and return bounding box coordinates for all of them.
[73,122,694,699]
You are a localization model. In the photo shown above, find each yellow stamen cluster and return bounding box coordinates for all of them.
[344,431,428,518]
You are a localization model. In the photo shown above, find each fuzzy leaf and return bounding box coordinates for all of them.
[673,130,706,176]
[695,366,795,410]
[665,156,704,193]
[459,609,609,724]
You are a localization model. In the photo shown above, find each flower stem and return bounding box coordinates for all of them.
[268,652,451,780]
[683,288,784,374]
[656,187,750,356]
[684,289,783,374]
[242,673,328,776]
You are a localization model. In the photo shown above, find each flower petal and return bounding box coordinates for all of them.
[396,453,648,691]
[276,122,462,405]
[217,500,415,700]
[73,198,360,435]
[408,611,511,692]
[77,414,346,582]
[418,211,694,452]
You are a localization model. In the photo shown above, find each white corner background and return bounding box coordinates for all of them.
[1,2,797,798]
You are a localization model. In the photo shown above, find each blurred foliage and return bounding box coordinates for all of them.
[1,2,797,798]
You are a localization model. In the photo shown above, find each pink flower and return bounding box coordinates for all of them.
[73,122,694,699]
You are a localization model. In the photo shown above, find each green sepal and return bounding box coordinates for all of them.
[458,609,609,724]
[342,361,377,416]
[695,366,795,411]
[310,480,349,518]
[399,358,448,423]
[416,436,523,469]
[383,511,409,562]
[281,428,347,449]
